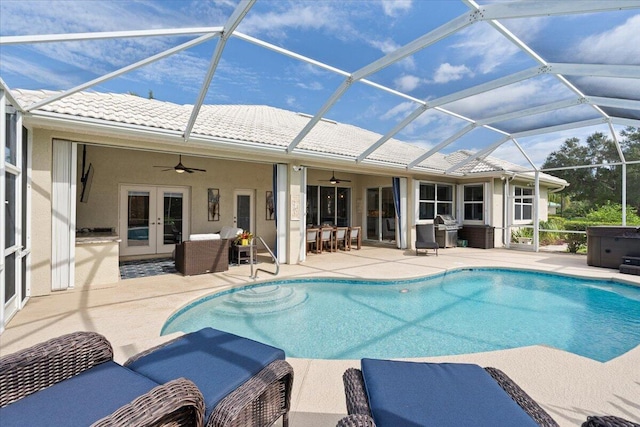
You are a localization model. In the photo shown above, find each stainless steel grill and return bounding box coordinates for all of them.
[434,215,460,248]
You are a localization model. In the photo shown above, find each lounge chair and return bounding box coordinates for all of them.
[0,331,204,427]
[125,327,294,427]
[415,223,438,256]
[337,358,559,427]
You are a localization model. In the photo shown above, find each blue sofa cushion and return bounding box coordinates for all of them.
[0,361,159,427]
[361,358,539,427]
[126,327,285,420]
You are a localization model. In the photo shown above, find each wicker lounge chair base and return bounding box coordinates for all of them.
[0,331,204,427]
[583,416,640,427]
[125,328,294,427]
[338,366,559,427]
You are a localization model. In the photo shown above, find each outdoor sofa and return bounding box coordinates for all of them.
[174,227,242,275]
[1,327,294,427]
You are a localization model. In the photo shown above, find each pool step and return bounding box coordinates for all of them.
[214,285,308,315]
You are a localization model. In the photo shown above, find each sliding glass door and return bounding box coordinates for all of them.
[366,187,395,242]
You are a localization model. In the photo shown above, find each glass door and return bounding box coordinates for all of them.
[234,190,254,232]
[3,107,26,327]
[366,187,395,242]
[120,185,188,256]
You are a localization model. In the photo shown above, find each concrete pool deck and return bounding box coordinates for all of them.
[1,247,639,426]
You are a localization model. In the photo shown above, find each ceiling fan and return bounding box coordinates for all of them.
[153,155,206,174]
[320,171,351,184]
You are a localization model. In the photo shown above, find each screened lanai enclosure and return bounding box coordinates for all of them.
[1,1,640,327]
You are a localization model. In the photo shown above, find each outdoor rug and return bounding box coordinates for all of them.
[119,258,177,280]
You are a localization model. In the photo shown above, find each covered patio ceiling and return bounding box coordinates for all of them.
[1,0,639,175]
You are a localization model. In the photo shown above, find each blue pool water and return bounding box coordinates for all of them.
[162,269,640,362]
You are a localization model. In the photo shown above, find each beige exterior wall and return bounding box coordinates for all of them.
[492,178,505,247]
[30,129,53,296]
[75,145,276,248]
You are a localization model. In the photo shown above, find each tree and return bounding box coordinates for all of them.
[542,127,640,215]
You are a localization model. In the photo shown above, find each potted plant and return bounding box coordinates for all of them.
[235,230,253,246]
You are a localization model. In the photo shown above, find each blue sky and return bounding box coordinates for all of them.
[1,0,639,167]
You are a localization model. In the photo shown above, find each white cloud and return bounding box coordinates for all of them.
[574,14,640,64]
[394,75,422,92]
[296,81,324,91]
[285,96,298,107]
[380,101,416,121]
[453,22,522,74]
[432,63,473,84]
[0,54,78,88]
[365,38,416,71]
[380,0,412,17]
[239,3,346,38]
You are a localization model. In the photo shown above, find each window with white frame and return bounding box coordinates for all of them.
[418,183,453,220]
[514,186,533,221]
[463,184,483,221]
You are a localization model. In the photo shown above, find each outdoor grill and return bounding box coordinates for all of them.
[434,214,460,248]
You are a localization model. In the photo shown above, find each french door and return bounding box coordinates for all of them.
[120,185,189,256]
[366,187,395,242]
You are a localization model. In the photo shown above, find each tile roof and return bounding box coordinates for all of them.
[12,89,565,184]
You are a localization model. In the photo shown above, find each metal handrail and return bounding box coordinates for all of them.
[250,236,279,279]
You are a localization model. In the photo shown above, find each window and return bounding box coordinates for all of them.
[418,183,453,220]
[463,184,483,221]
[514,186,533,221]
[306,185,351,226]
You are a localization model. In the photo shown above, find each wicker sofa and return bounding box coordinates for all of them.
[175,236,230,275]
[0,331,204,427]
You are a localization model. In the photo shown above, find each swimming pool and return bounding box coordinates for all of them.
[162,269,640,362]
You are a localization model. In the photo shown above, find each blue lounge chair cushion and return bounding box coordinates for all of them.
[361,358,539,427]
[126,327,285,420]
[0,361,159,427]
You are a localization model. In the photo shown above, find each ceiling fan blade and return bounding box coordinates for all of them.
[153,165,174,168]
[186,167,207,172]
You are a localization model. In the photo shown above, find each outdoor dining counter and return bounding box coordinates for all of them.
[75,232,122,288]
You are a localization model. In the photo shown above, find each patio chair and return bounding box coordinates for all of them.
[337,358,559,427]
[0,331,204,427]
[320,226,334,252]
[306,228,320,254]
[348,226,362,250]
[125,327,294,427]
[415,223,438,256]
[335,227,350,251]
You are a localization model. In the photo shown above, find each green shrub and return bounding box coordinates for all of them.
[585,202,640,225]
[564,221,588,253]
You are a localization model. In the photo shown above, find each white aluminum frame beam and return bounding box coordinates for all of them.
[183,0,255,142]
[476,98,585,127]
[548,63,640,79]
[612,117,640,127]
[478,1,640,20]
[0,77,24,112]
[0,27,224,45]
[512,118,608,138]
[26,33,220,112]
[588,97,640,111]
